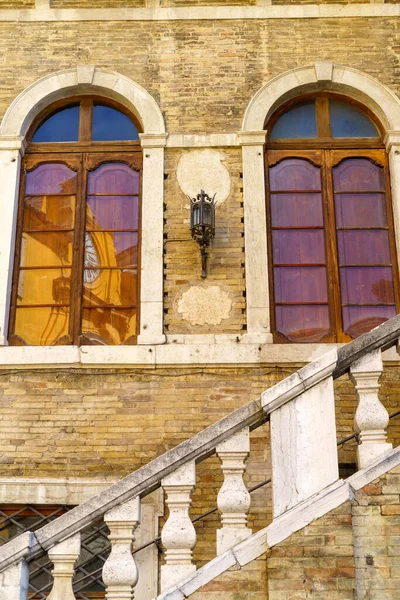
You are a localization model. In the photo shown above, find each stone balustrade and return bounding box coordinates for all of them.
[0,316,399,600]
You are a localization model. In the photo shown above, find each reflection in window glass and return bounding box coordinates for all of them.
[330,100,378,138]
[32,106,80,143]
[270,102,317,139]
[92,104,139,141]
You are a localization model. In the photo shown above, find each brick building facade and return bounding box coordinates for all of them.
[0,1,399,599]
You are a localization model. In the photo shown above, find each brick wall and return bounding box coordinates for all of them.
[268,502,356,599]
[191,556,269,600]
[267,464,400,600]
[353,464,400,599]
[0,18,398,135]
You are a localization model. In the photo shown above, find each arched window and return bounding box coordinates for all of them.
[266,95,399,343]
[9,98,142,346]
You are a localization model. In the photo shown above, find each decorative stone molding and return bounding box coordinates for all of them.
[47,533,81,600]
[314,60,333,82]
[175,285,232,327]
[350,350,392,469]
[216,428,252,555]
[0,68,166,347]
[176,149,231,205]
[103,497,141,600]
[161,461,197,592]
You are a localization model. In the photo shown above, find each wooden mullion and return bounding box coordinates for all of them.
[70,153,86,345]
[269,139,383,151]
[79,99,92,142]
[27,141,141,154]
[316,97,330,138]
[17,304,70,309]
[274,263,326,267]
[324,150,348,342]
[20,266,73,270]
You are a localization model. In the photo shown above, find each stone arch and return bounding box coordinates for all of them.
[242,63,400,133]
[0,66,165,138]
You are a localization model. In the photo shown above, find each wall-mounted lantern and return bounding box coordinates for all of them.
[189,190,216,278]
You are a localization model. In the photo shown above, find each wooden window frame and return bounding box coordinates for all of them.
[265,94,400,343]
[8,97,143,346]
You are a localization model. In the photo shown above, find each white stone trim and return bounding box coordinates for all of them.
[0,5,399,22]
[0,339,398,367]
[241,64,400,340]
[0,67,166,346]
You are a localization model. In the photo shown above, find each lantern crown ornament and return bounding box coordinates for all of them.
[189,190,216,278]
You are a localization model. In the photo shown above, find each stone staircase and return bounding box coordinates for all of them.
[1,315,400,600]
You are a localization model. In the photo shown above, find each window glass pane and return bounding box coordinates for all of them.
[26,164,77,195]
[274,267,328,303]
[20,232,73,267]
[272,230,326,264]
[16,268,71,305]
[32,105,80,143]
[270,193,323,227]
[335,193,387,228]
[23,196,76,230]
[88,163,140,195]
[330,100,379,138]
[342,305,396,339]
[87,196,139,230]
[337,230,391,265]
[270,101,317,139]
[340,267,395,305]
[92,104,139,141]
[84,232,138,268]
[333,159,384,192]
[276,305,330,342]
[82,307,137,344]
[83,269,137,306]
[14,307,69,345]
[269,159,321,192]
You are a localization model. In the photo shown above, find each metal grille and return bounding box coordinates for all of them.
[0,506,108,599]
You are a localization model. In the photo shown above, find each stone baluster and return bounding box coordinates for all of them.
[103,496,140,600]
[47,533,81,600]
[161,461,196,592]
[216,427,252,555]
[350,349,392,469]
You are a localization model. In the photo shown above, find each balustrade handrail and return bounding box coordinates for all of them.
[1,313,400,573]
